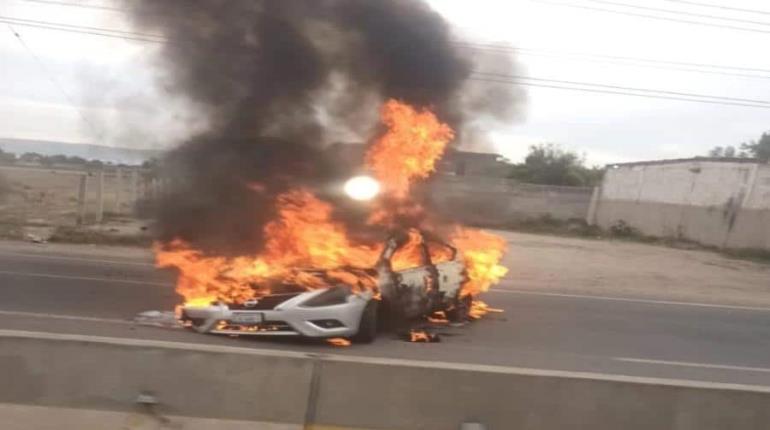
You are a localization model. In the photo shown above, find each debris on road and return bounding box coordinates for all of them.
[405,329,441,343]
[326,338,352,347]
[25,233,47,244]
[134,310,182,329]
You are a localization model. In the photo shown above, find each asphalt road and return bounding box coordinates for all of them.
[1,241,770,386]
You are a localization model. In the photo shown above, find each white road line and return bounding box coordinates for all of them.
[0,310,131,325]
[614,357,770,374]
[0,250,155,267]
[0,269,169,287]
[489,289,770,312]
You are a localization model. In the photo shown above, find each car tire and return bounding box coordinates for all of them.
[188,318,211,333]
[446,294,472,322]
[351,299,378,343]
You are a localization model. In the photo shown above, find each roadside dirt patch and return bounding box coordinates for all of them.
[496,231,770,308]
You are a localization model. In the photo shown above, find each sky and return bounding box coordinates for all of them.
[1,0,770,165]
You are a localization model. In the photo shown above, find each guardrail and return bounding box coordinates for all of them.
[1,330,769,429]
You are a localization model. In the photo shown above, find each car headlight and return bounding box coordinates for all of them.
[344,175,380,201]
[302,286,352,307]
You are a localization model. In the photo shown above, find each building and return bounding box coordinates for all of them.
[591,158,770,250]
[438,150,511,177]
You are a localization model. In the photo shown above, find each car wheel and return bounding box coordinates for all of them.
[446,294,472,323]
[351,299,378,343]
[188,317,210,333]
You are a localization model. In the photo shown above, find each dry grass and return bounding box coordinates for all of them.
[0,166,140,227]
[47,225,152,246]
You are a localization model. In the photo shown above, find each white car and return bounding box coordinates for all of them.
[179,231,469,343]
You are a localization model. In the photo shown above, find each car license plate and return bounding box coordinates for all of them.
[230,312,263,324]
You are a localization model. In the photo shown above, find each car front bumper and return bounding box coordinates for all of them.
[181,291,370,338]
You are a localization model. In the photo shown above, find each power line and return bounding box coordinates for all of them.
[530,0,770,35]
[584,0,770,27]
[4,23,107,141]
[456,42,770,74]
[8,5,770,76]
[14,0,770,37]
[31,0,770,20]
[0,16,164,43]
[19,0,126,12]
[6,14,770,80]
[455,42,770,80]
[473,72,770,105]
[662,0,770,16]
[469,77,770,109]
[0,15,163,39]
[4,13,770,110]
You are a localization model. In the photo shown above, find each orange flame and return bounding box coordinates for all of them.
[450,227,509,297]
[366,99,454,199]
[156,99,509,322]
[156,190,382,306]
[326,338,352,347]
[257,189,377,272]
[467,300,504,320]
[427,311,449,324]
[408,329,439,342]
[155,241,255,307]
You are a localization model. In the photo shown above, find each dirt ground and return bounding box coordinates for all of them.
[497,231,770,307]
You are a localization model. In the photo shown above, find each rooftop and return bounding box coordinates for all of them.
[608,157,764,168]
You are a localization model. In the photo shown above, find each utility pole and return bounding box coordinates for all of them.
[76,174,88,225]
[95,170,104,223]
[113,168,122,214]
[131,169,139,214]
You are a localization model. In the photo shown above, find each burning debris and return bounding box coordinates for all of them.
[127,0,520,342]
[427,311,450,325]
[326,338,352,347]
[406,330,441,343]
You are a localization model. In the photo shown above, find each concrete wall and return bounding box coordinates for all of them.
[594,160,770,250]
[430,175,594,226]
[3,330,770,430]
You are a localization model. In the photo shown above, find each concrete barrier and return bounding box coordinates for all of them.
[1,330,770,429]
[0,331,313,429]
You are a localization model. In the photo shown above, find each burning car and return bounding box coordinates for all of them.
[179,230,469,343]
[156,101,509,345]
[132,0,519,346]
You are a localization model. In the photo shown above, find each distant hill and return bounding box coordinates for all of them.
[0,138,164,165]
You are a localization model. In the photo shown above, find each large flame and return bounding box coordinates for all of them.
[156,99,508,320]
[156,190,382,306]
[450,227,509,297]
[366,99,454,199]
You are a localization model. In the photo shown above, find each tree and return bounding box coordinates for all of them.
[19,152,43,164]
[740,132,770,162]
[508,144,603,186]
[707,145,748,158]
[0,147,15,164]
[48,154,70,165]
[141,157,160,169]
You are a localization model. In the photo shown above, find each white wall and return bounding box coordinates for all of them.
[745,165,770,210]
[602,161,763,208]
[430,175,594,226]
[596,160,770,250]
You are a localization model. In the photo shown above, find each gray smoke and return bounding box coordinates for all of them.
[128,0,521,254]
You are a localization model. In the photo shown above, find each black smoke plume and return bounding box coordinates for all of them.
[129,0,519,254]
